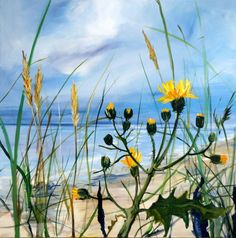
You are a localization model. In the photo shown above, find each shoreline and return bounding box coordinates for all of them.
[0,139,233,237]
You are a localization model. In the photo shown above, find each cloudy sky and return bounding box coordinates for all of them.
[0,0,236,118]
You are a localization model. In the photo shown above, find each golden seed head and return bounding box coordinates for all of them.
[106,102,114,111]
[142,30,159,70]
[197,113,204,117]
[147,118,156,125]
[34,67,43,115]
[71,83,79,127]
[22,52,32,105]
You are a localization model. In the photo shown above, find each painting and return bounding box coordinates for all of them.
[0,0,235,237]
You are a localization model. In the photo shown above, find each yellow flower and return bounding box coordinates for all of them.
[158,80,198,104]
[121,147,142,169]
[147,118,156,125]
[219,155,228,165]
[72,187,80,200]
[71,83,79,127]
[142,30,159,70]
[106,102,114,111]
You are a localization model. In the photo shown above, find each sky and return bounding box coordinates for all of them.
[0,0,236,120]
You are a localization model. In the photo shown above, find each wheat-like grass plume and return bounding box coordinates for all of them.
[71,83,79,127]
[34,67,43,116]
[22,52,32,105]
[142,30,159,70]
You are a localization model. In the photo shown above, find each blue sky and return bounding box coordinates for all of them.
[0,0,236,119]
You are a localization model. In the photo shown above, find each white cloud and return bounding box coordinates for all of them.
[0,0,236,107]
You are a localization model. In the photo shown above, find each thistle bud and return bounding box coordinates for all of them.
[209,154,228,165]
[104,134,113,145]
[77,188,90,200]
[124,108,133,120]
[101,156,111,170]
[130,166,139,178]
[196,113,205,128]
[123,120,131,132]
[105,102,116,120]
[208,132,216,143]
[171,97,185,114]
[146,118,157,136]
[161,108,171,122]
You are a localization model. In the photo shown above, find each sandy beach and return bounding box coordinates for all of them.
[0,165,201,237]
[0,137,233,238]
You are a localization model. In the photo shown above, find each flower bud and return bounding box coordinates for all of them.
[209,154,228,165]
[72,187,79,200]
[171,97,185,114]
[123,120,131,132]
[130,166,139,178]
[196,113,205,128]
[77,188,90,200]
[105,102,116,120]
[161,108,171,122]
[101,156,111,170]
[104,134,113,145]
[208,132,216,143]
[146,118,157,135]
[124,108,133,120]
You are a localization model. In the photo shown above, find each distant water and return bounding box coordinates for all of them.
[0,108,235,193]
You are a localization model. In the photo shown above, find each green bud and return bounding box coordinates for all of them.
[130,166,139,178]
[77,188,90,200]
[101,156,111,170]
[208,132,216,143]
[161,109,171,122]
[104,134,113,145]
[196,113,205,128]
[146,118,157,136]
[171,97,185,114]
[124,108,133,120]
[123,120,131,132]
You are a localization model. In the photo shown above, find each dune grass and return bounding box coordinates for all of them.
[0,0,235,238]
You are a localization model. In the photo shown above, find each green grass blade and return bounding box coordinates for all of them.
[28,0,51,65]
[155,0,175,80]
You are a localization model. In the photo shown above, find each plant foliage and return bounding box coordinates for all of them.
[146,189,229,236]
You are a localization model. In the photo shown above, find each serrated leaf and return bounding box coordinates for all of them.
[146,189,228,236]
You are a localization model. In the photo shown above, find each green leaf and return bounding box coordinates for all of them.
[146,189,229,236]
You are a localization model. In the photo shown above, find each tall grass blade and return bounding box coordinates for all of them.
[155,0,175,81]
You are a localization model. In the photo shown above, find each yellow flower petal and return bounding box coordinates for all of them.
[121,147,142,169]
[157,79,198,103]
